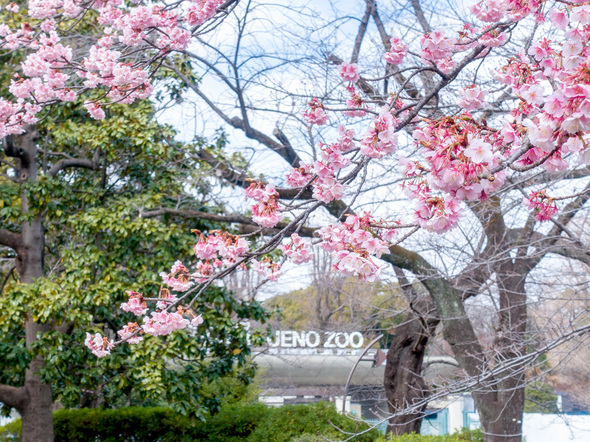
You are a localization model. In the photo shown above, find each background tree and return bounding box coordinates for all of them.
[267,251,406,334]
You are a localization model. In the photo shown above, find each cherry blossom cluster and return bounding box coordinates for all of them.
[0,0,227,136]
[338,62,360,84]
[337,63,370,118]
[251,257,281,282]
[411,117,505,201]
[86,0,590,357]
[117,322,143,344]
[192,230,252,282]
[523,190,558,222]
[470,0,541,23]
[245,181,282,228]
[279,234,313,264]
[420,29,457,74]
[458,85,487,111]
[142,310,189,336]
[84,332,114,358]
[302,98,329,125]
[286,163,313,188]
[120,290,148,316]
[86,230,255,356]
[160,260,193,292]
[360,107,399,159]
[384,37,408,65]
[414,194,462,233]
[343,93,369,118]
[285,126,353,203]
[318,213,397,281]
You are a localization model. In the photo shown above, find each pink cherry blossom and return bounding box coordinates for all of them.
[524,191,558,222]
[84,102,106,120]
[470,0,506,22]
[5,3,19,13]
[338,62,360,83]
[286,164,313,187]
[548,8,568,30]
[117,323,143,344]
[360,109,398,158]
[160,260,193,292]
[464,138,494,164]
[142,311,189,336]
[85,332,114,358]
[343,93,367,118]
[384,37,408,65]
[312,175,347,203]
[121,291,148,316]
[245,181,282,228]
[458,85,487,111]
[251,259,281,281]
[280,234,313,264]
[303,98,329,125]
[191,315,204,327]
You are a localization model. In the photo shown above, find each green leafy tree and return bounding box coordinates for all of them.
[0,94,270,438]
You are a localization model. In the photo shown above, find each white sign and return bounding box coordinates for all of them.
[267,330,364,349]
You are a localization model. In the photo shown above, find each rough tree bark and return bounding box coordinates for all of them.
[1,127,54,442]
[384,267,439,435]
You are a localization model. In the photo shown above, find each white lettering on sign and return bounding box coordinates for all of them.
[280,330,292,347]
[306,331,320,347]
[293,331,305,347]
[267,330,365,349]
[349,331,363,348]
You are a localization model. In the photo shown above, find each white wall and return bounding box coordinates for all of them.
[523,413,590,442]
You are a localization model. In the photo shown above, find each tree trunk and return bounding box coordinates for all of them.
[2,128,55,442]
[476,387,524,442]
[475,269,527,442]
[384,305,438,435]
[383,267,439,437]
[21,322,54,442]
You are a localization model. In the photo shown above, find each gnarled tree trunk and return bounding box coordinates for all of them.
[384,267,439,435]
[384,306,438,435]
[0,128,54,442]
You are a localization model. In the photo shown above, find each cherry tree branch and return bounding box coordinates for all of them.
[411,0,433,34]
[167,62,303,167]
[140,207,316,237]
[351,0,375,64]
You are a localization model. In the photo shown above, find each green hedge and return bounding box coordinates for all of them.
[0,402,379,442]
[377,428,483,441]
[0,407,192,442]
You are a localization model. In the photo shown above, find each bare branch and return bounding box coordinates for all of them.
[351,0,375,64]
[141,207,316,237]
[411,0,432,34]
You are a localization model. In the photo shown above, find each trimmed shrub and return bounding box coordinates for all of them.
[376,428,484,441]
[0,407,192,442]
[245,402,377,442]
[0,402,380,441]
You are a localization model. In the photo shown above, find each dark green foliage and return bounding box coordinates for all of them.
[0,403,381,442]
[0,97,271,418]
[0,407,191,442]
